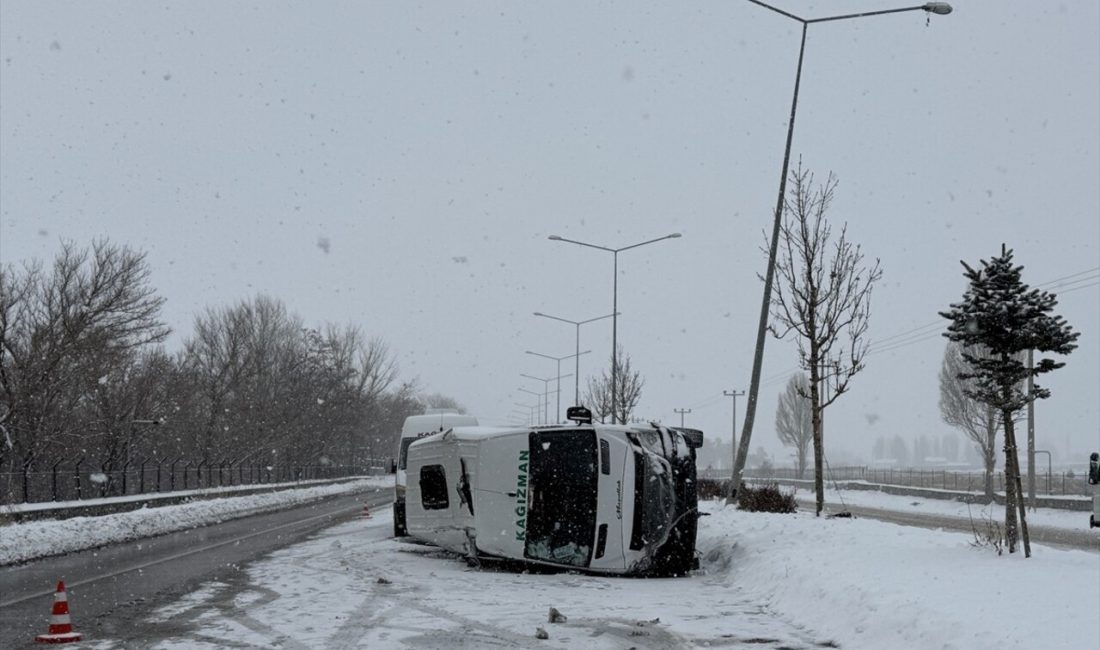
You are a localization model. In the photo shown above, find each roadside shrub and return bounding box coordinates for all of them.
[737,482,797,513]
[967,505,1004,555]
[697,478,728,501]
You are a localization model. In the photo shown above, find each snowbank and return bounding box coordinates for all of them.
[0,477,390,565]
[701,502,1097,649]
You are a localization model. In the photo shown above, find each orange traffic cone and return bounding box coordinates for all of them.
[35,581,82,644]
[362,504,372,518]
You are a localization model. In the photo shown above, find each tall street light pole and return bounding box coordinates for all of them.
[730,0,953,501]
[514,402,538,426]
[549,233,682,423]
[521,374,571,425]
[517,389,543,425]
[526,350,591,422]
[533,311,617,406]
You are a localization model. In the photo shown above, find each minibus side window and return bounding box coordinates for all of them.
[420,465,450,510]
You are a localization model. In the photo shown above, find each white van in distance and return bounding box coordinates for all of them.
[394,410,479,537]
[403,407,703,577]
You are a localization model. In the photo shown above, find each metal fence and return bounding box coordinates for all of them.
[0,456,394,506]
[700,465,1092,497]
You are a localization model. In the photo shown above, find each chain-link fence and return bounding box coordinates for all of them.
[699,465,1092,497]
[0,456,394,506]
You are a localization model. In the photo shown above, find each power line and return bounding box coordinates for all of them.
[1035,266,1099,287]
[867,330,945,357]
[706,264,1098,419]
[1059,281,1099,295]
[866,265,1098,356]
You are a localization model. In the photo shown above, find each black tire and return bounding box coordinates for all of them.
[393,499,408,537]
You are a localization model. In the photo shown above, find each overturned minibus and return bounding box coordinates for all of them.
[402,407,703,577]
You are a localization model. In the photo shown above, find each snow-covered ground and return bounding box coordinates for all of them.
[0,477,393,565]
[6,481,1098,648]
[787,483,1094,530]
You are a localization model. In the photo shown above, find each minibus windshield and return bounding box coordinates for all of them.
[525,429,598,567]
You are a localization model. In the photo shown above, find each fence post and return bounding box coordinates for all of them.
[51,458,63,502]
[196,460,207,488]
[121,459,131,496]
[74,456,85,500]
[155,459,162,493]
[98,463,109,498]
[21,456,31,503]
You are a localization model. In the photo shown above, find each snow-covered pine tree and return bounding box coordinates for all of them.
[939,245,1078,557]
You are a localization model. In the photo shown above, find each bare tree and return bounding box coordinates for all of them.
[356,336,398,404]
[420,393,467,414]
[0,241,168,476]
[179,297,405,469]
[183,299,257,462]
[768,163,882,516]
[79,348,174,495]
[583,345,644,425]
[939,342,1002,497]
[775,373,812,478]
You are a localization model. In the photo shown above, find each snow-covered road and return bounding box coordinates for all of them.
[67,499,1100,650]
[88,503,830,649]
[4,480,1097,649]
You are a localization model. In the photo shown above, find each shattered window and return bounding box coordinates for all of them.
[525,430,598,567]
[419,465,449,510]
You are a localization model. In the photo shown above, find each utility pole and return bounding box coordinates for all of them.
[723,390,745,476]
[1027,349,1036,506]
[674,408,692,429]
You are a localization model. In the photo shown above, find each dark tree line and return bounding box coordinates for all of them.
[1,241,439,496]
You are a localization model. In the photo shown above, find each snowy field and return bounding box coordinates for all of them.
[784,483,1094,531]
[0,477,393,565]
[59,499,1099,649]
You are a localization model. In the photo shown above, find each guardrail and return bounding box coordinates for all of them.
[700,465,1093,497]
[0,457,395,506]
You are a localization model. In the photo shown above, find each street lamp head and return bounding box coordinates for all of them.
[533,311,544,317]
[548,235,562,241]
[668,232,682,238]
[922,2,952,15]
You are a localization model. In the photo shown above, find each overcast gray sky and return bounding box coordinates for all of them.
[2,1,1097,465]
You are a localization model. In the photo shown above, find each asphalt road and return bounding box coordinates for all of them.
[798,498,1100,552]
[0,487,393,648]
